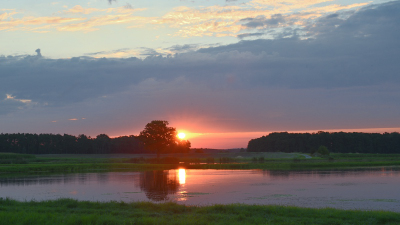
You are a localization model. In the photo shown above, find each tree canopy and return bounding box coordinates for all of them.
[138,120,190,157]
[247,131,400,154]
[0,133,144,154]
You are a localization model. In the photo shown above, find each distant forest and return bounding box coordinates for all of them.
[3,132,400,154]
[0,133,145,154]
[247,132,400,154]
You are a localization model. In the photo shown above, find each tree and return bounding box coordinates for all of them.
[174,139,191,153]
[138,120,190,157]
[95,134,111,154]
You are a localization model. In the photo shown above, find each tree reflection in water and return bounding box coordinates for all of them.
[138,170,179,201]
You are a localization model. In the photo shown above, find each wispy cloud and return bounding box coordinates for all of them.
[58,14,148,32]
[152,1,370,38]
[63,5,105,14]
[0,5,147,32]
[0,15,86,32]
[0,94,38,115]
[303,2,370,14]
[0,1,371,37]
[5,94,32,104]
[250,0,334,8]
[85,48,141,58]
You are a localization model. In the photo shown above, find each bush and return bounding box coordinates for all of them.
[194,149,204,153]
[219,157,233,163]
[317,146,330,156]
[309,147,317,155]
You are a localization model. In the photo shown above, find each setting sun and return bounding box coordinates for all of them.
[178,133,186,139]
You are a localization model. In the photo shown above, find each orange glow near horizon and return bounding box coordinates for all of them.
[186,127,400,149]
[108,126,400,149]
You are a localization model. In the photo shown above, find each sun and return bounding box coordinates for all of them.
[178,132,186,139]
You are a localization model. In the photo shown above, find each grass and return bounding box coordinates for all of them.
[1,152,400,174]
[0,198,399,225]
[0,153,36,164]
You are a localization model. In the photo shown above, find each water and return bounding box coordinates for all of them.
[1,168,400,211]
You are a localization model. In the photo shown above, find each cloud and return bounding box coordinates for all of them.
[0,6,147,32]
[5,94,32,104]
[237,32,264,39]
[1,0,370,37]
[85,48,141,58]
[0,94,37,115]
[35,49,42,57]
[124,3,133,9]
[63,5,104,14]
[303,2,370,14]
[151,0,371,38]
[139,48,163,56]
[57,10,148,32]
[250,0,334,8]
[0,1,399,135]
[241,14,288,28]
[0,15,86,32]
[167,44,200,53]
[1,1,399,101]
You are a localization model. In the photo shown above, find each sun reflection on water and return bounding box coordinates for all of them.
[178,169,186,185]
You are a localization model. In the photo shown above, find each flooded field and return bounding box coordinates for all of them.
[1,168,400,212]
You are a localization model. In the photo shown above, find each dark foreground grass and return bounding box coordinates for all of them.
[0,198,399,225]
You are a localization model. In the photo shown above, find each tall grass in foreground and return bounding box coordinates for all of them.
[0,198,399,225]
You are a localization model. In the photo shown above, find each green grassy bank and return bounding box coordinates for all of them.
[1,153,400,174]
[0,198,399,225]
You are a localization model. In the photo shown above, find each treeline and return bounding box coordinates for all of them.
[247,131,400,154]
[0,133,145,154]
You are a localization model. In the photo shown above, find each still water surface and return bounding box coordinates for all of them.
[1,168,400,211]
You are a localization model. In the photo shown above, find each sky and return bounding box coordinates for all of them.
[1,0,400,148]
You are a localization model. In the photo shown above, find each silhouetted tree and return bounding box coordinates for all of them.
[0,133,144,154]
[247,131,400,154]
[95,134,111,154]
[138,120,190,157]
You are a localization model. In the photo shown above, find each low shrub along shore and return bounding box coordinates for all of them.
[0,198,399,225]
